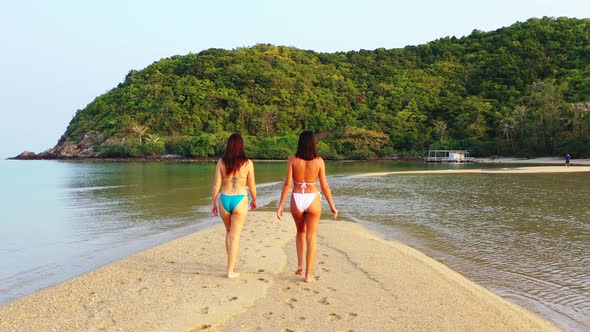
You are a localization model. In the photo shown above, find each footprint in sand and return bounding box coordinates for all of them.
[318,297,330,305]
[328,313,342,321]
[229,296,238,301]
[298,317,306,321]
[191,324,211,331]
[283,286,291,291]
[200,306,209,314]
[346,313,358,320]
[302,287,318,294]
[257,269,265,273]
[328,287,337,292]
[322,254,328,257]
[261,311,273,319]
[257,278,269,283]
[286,298,297,309]
[322,267,329,272]
[319,261,325,265]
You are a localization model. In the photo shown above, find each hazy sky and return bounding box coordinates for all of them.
[0,0,588,158]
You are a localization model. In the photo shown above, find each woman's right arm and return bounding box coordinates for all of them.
[318,158,338,219]
[211,160,222,216]
[276,156,294,220]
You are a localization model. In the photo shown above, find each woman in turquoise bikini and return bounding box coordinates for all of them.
[277,131,338,283]
[211,133,257,278]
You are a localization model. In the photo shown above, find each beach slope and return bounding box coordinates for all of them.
[0,212,558,331]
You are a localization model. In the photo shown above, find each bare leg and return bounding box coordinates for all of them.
[220,199,248,278]
[220,206,231,255]
[293,195,322,283]
[290,198,306,275]
[304,215,320,282]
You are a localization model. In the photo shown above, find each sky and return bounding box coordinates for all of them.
[0,0,588,158]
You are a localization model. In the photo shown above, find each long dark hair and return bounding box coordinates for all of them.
[222,133,248,175]
[295,131,319,161]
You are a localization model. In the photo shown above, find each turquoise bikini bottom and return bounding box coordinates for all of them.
[220,194,246,213]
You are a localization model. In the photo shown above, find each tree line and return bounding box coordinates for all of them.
[65,17,590,159]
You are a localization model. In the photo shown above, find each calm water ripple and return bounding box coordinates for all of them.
[1,160,588,330]
[328,172,590,331]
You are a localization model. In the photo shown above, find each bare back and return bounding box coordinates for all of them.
[216,159,254,196]
[290,156,323,194]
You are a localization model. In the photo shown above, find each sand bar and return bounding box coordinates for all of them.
[0,212,558,331]
[355,165,590,177]
[475,157,590,165]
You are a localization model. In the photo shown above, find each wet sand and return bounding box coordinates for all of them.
[0,212,558,331]
[475,157,590,165]
[355,165,590,177]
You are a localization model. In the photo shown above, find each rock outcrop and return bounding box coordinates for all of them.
[13,132,103,159]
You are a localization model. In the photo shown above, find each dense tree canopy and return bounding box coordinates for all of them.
[65,17,590,159]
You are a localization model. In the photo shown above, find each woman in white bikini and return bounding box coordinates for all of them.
[211,133,257,278]
[277,131,338,283]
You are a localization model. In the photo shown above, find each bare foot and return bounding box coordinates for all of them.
[295,268,303,275]
[228,272,240,278]
[304,275,313,283]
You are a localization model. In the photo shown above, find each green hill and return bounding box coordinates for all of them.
[36,17,590,159]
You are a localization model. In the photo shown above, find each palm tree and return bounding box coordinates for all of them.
[571,102,590,137]
[131,124,149,144]
[500,119,515,141]
[512,105,527,141]
[145,133,160,143]
[433,120,447,144]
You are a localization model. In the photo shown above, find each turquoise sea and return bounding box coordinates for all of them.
[0,159,588,330]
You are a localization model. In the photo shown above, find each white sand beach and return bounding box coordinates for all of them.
[355,165,590,177]
[0,212,558,331]
[475,157,590,165]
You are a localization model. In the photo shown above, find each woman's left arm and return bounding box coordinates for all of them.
[318,158,338,219]
[247,160,257,210]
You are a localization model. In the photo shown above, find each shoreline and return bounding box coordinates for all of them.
[8,154,590,166]
[355,165,590,177]
[0,212,558,331]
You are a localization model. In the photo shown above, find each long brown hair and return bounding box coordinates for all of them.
[295,131,319,161]
[222,133,248,175]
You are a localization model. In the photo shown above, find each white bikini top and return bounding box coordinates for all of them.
[294,181,317,194]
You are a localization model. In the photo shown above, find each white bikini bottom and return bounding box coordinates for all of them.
[292,192,321,212]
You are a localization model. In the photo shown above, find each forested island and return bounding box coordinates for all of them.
[16,17,590,160]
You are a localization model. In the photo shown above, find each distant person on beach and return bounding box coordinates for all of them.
[565,153,571,167]
[211,133,257,278]
[277,131,338,283]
